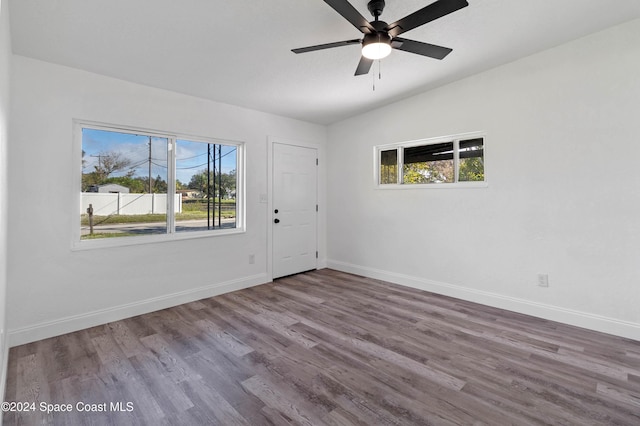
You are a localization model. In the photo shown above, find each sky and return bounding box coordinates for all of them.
[82,128,237,185]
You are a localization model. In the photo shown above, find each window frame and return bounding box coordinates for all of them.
[72,120,245,250]
[373,131,487,189]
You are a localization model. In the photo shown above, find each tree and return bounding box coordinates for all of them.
[403,161,454,184]
[82,172,101,192]
[152,175,168,193]
[188,169,236,199]
[188,172,209,195]
[219,169,236,199]
[81,151,135,191]
[380,164,398,184]
[92,151,133,181]
[458,157,484,182]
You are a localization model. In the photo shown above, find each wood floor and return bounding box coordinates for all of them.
[4,269,640,425]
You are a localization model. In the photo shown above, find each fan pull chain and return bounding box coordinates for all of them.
[372,65,375,91]
[372,60,383,92]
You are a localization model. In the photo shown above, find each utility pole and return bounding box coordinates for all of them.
[148,137,152,193]
[207,144,211,229]
[90,154,104,171]
[218,144,222,228]
[86,204,94,235]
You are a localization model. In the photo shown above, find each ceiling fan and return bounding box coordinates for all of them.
[292,0,469,76]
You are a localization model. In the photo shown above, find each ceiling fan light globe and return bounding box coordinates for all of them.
[362,41,392,60]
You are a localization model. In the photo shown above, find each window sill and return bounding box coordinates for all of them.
[71,227,246,251]
[374,181,488,190]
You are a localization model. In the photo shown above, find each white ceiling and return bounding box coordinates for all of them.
[9,0,640,125]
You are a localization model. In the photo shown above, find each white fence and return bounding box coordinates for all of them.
[81,193,182,215]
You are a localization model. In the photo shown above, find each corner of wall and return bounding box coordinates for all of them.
[0,0,12,406]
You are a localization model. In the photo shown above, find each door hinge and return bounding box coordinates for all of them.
[316,251,318,259]
[316,204,318,212]
[316,158,318,166]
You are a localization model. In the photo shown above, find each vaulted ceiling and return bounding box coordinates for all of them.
[9,0,640,124]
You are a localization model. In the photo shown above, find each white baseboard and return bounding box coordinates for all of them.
[8,273,270,347]
[327,260,640,341]
[318,257,328,270]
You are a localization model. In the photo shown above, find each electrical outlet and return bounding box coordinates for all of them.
[537,274,549,287]
[249,254,255,264]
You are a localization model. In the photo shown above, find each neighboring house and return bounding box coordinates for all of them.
[177,189,204,199]
[87,183,130,193]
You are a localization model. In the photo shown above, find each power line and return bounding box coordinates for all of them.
[176,152,207,161]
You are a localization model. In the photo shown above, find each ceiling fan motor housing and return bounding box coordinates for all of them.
[363,31,391,46]
[366,20,392,46]
[370,20,389,32]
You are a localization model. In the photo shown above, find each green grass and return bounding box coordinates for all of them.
[182,200,235,212]
[81,210,236,226]
[81,214,165,225]
[176,210,236,220]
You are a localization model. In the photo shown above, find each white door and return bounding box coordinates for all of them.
[272,143,318,279]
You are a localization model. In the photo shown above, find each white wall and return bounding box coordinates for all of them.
[0,0,11,403]
[7,55,327,345]
[327,19,640,340]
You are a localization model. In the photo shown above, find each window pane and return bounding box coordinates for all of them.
[403,142,454,184]
[380,149,398,184]
[81,129,168,239]
[175,139,237,232]
[458,138,484,182]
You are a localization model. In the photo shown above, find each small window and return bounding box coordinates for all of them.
[78,122,243,245]
[375,133,485,187]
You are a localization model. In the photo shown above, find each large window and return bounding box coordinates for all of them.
[376,133,485,187]
[77,122,243,246]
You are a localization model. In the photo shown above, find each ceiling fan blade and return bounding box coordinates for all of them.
[386,0,469,37]
[392,37,452,59]
[354,56,373,76]
[324,0,375,34]
[292,39,361,54]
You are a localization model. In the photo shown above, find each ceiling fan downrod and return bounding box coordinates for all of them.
[367,0,386,21]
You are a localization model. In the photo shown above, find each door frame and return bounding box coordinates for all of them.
[267,136,325,281]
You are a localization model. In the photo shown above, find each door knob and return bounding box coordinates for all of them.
[274,218,280,224]
[274,209,279,214]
